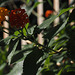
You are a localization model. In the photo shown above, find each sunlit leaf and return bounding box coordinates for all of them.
[23,23,29,36]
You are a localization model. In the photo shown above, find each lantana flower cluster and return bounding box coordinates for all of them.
[0,7,29,28]
[0,7,10,26]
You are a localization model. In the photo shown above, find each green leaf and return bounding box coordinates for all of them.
[0,63,6,70]
[0,0,8,5]
[38,15,57,29]
[27,25,36,35]
[23,47,43,75]
[38,7,74,29]
[33,2,41,8]
[53,18,69,37]
[7,61,23,75]
[27,0,30,3]
[68,8,75,23]
[58,7,74,16]
[58,67,64,75]
[14,31,20,36]
[57,64,75,75]
[26,7,34,16]
[23,23,29,36]
[7,39,19,65]
[10,43,34,64]
[54,40,68,50]
[48,18,69,47]
[43,24,61,40]
[22,43,34,50]
[12,30,21,40]
[27,2,41,16]
[49,33,68,48]
[47,0,53,7]
[44,55,52,70]
[0,36,12,46]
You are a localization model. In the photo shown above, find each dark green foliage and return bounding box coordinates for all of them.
[66,25,75,60]
[68,9,75,23]
[42,70,55,75]
[0,36,12,46]
[22,47,44,75]
[0,0,75,75]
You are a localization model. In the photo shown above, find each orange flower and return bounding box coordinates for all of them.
[45,10,53,18]
[9,8,29,28]
[0,7,10,26]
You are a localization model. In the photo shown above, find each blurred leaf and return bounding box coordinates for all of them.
[10,51,24,65]
[38,15,57,29]
[0,63,6,70]
[26,7,34,16]
[43,24,61,40]
[43,55,52,70]
[14,31,20,36]
[27,2,41,16]
[7,39,19,65]
[0,63,6,75]
[48,38,55,47]
[58,7,74,16]
[58,67,64,75]
[58,64,75,75]
[0,36,12,46]
[27,25,36,35]
[52,51,67,60]
[27,0,30,3]
[38,7,74,29]
[51,33,69,48]
[53,18,69,37]
[22,43,34,50]
[7,61,23,75]
[68,8,75,23]
[33,2,41,8]
[47,0,53,7]
[0,0,8,4]
[53,39,68,50]
[48,18,69,47]
[36,67,43,75]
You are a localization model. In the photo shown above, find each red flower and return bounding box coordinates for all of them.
[45,10,53,18]
[9,8,29,28]
[0,7,10,26]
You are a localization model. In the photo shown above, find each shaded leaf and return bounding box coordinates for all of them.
[22,47,43,75]
[11,43,34,64]
[48,18,69,47]
[27,25,36,35]
[37,7,74,30]
[7,39,19,65]
[7,61,23,75]
[38,15,57,29]
[0,63,6,70]
[27,2,42,16]
[68,8,75,23]
[0,36,12,46]
[53,18,69,37]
